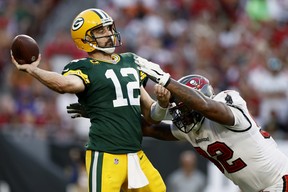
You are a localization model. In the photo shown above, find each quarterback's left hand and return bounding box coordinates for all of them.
[66,103,89,119]
[135,56,171,87]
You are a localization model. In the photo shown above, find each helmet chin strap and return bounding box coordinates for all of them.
[89,43,115,54]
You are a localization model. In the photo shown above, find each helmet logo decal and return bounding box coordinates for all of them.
[189,79,201,89]
[225,94,233,104]
[190,79,198,86]
[72,17,84,31]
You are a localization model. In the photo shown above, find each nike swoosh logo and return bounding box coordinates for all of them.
[140,155,144,160]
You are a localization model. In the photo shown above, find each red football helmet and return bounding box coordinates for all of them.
[169,74,214,133]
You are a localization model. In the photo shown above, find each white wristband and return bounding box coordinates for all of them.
[150,101,168,121]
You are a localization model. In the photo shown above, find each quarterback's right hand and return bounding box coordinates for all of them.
[66,103,89,119]
[135,56,171,87]
[11,51,41,73]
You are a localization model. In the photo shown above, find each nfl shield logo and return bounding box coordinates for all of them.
[114,158,119,165]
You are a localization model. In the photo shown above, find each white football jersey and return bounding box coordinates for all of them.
[171,90,288,192]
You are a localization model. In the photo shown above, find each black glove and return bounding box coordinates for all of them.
[66,103,89,118]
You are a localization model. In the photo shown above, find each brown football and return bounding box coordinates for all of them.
[11,34,39,64]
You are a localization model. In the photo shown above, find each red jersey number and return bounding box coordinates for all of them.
[195,141,247,173]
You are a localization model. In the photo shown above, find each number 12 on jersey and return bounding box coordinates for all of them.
[105,68,140,107]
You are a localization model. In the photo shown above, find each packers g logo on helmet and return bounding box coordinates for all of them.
[71,8,122,53]
[72,17,84,31]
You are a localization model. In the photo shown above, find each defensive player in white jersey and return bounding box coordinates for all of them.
[135,57,288,192]
[66,57,288,191]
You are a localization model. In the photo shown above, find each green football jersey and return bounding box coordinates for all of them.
[62,52,148,153]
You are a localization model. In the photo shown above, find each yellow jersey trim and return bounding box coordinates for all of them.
[140,71,147,81]
[63,70,90,84]
[95,54,120,64]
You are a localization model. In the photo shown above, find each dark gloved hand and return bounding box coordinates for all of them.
[66,103,89,118]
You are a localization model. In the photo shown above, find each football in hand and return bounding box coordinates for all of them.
[11,34,39,64]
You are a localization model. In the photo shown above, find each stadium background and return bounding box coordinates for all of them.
[1,0,288,191]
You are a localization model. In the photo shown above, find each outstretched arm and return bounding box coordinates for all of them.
[135,56,234,126]
[11,54,85,94]
[166,79,234,125]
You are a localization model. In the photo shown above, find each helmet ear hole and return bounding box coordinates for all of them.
[82,38,88,43]
[84,36,93,43]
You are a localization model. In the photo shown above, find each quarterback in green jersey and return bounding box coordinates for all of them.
[11,8,169,192]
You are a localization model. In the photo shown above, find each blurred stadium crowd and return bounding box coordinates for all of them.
[1,0,288,191]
